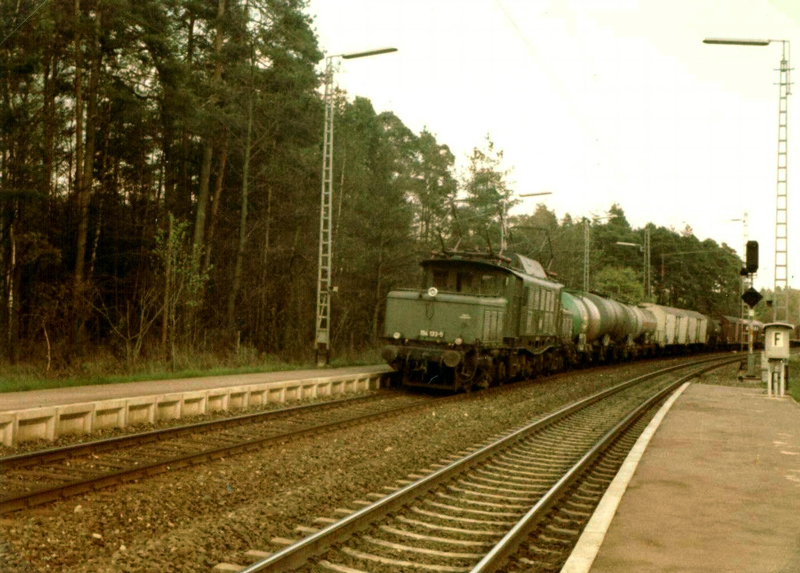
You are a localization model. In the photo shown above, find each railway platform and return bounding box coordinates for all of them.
[0,365,391,446]
[566,382,800,573]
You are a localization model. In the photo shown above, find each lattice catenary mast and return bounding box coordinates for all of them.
[703,38,793,324]
[773,41,791,323]
[314,48,397,365]
[582,219,590,292]
[314,57,335,364]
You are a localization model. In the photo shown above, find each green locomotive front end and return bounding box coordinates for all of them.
[384,290,507,348]
[382,251,572,391]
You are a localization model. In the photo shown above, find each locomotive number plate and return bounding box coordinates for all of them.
[420,329,444,338]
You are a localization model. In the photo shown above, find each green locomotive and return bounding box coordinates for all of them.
[381,250,574,391]
[382,249,723,391]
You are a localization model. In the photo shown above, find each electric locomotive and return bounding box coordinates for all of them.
[381,249,573,391]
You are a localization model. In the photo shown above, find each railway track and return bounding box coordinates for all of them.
[0,356,690,516]
[0,391,438,514]
[216,354,741,573]
[500,406,655,573]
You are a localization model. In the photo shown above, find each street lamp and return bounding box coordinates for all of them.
[614,227,652,300]
[704,37,791,324]
[315,47,398,366]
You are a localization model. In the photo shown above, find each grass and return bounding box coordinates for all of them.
[789,356,800,403]
[634,353,800,404]
[739,355,799,403]
[0,347,384,394]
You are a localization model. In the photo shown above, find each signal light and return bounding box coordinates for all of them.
[745,241,758,274]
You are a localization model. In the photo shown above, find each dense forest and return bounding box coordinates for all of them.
[0,0,766,374]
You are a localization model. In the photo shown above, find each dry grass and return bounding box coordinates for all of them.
[789,356,800,403]
[0,346,384,393]
[692,355,800,404]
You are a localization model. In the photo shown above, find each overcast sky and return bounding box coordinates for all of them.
[306,0,799,291]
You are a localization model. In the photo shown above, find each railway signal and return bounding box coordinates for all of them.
[746,240,759,274]
[740,286,763,379]
[741,287,763,309]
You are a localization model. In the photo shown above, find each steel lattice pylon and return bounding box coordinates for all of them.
[312,48,397,364]
[704,38,794,324]
[644,226,651,300]
[773,41,791,323]
[582,219,590,292]
[315,58,334,363]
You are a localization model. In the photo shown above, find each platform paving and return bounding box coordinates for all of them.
[580,383,800,573]
[0,365,391,446]
[0,365,389,412]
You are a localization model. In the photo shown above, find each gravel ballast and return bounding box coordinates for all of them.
[0,358,707,572]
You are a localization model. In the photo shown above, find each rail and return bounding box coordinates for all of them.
[233,354,740,572]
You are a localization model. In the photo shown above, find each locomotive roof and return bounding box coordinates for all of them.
[423,250,549,280]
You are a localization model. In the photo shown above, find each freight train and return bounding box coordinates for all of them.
[381,249,758,391]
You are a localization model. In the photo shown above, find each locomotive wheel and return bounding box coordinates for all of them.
[534,355,544,377]
[402,361,424,386]
[495,361,508,385]
[454,353,477,389]
[517,355,530,379]
[549,352,561,373]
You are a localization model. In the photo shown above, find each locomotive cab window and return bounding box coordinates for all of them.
[425,268,475,293]
[424,265,502,295]
[431,270,449,290]
[456,272,474,293]
[480,274,502,295]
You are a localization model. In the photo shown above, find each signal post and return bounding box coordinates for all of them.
[740,241,761,379]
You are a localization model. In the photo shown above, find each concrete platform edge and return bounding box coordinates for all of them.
[560,381,692,573]
[0,370,390,447]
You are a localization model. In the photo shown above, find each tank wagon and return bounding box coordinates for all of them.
[381,250,727,391]
[561,291,656,361]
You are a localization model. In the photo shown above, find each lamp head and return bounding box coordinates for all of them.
[703,38,770,46]
[341,47,398,59]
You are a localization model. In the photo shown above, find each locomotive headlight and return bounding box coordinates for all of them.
[455,337,463,345]
[393,332,401,340]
